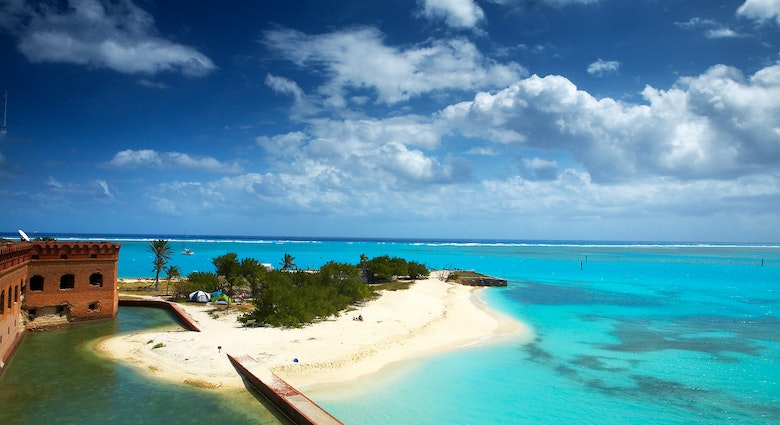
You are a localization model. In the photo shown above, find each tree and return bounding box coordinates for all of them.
[147,239,173,291]
[213,253,241,295]
[240,258,268,300]
[359,253,368,281]
[165,265,181,296]
[280,253,297,271]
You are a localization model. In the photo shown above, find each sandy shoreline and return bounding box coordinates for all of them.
[96,271,533,392]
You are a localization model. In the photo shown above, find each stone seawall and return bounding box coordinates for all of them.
[118,298,201,332]
[228,354,343,425]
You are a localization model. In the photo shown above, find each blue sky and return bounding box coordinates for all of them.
[1,0,779,242]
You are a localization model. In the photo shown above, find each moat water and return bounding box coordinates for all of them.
[0,307,287,425]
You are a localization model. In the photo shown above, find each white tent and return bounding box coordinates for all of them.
[188,290,211,303]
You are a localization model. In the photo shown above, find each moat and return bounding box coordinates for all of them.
[0,307,287,425]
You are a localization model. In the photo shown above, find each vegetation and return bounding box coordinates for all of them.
[280,253,297,271]
[147,239,173,291]
[164,265,181,296]
[162,251,429,328]
[242,259,374,327]
[172,271,219,300]
[363,255,429,283]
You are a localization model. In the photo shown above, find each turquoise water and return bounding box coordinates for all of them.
[2,234,778,424]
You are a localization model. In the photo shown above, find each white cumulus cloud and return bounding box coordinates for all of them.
[737,0,780,25]
[262,27,526,106]
[417,0,485,29]
[439,62,780,183]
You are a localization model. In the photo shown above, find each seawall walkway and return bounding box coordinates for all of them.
[228,353,343,425]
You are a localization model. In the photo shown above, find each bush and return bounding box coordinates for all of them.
[245,262,374,328]
[364,255,429,283]
[171,272,220,301]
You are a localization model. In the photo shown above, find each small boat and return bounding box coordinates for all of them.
[181,230,194,255]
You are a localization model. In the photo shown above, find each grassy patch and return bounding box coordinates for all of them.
[371,280,414,291]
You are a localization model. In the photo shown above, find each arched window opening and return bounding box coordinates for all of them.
[30,275,44,291]
[60,274,75,290]
[1,290,5,315]
[15,285,19,303]
[6,288,10,309]
[89,273,104,287]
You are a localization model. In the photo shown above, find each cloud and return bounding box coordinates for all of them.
[265,74,319,117]
[0,0,216,76]
[107,149,242,173]
[675,17,743,39]
[40,175,117,204]
[737,0,780,25]
[587,59,620,76]
[417,0,485,29]
[262,27,526,106]
[255,115,463,191]
[99,57,777,240]
[487,0,599,6]
[439,62,780,183]
[518,156,560,181]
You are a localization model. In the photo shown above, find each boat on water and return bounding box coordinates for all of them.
[181,231,194,255]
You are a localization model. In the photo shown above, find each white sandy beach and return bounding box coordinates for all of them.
[96,271,533,392]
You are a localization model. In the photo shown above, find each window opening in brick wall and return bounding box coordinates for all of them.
[88,302,99,311]
[30,275,44,291]
[89,273,103,287]
[1,290,4,315]
[60,274,75,290]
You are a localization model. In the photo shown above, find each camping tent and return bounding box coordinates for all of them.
[188,290,211,303]
[213,294,232,305]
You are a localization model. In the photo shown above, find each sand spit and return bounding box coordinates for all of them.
[96,271,533,392]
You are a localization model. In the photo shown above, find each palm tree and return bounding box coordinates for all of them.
[147,239,173,291]
[165,265,181,296]
[359,253,368,282]
[280,253,297,271]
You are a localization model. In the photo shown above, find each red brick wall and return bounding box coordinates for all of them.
[26,259,119,323]
[0,241,120,373]
[0,264,26,370]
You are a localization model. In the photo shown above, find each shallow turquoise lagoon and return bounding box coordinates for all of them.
[1,234,778,424]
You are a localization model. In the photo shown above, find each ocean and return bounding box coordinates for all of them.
[1,234,778,424]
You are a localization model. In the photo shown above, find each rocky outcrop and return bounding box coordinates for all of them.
[447,270,508,287]
[457,276,508,287]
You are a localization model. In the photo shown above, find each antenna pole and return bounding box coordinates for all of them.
[1,91,7,135]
